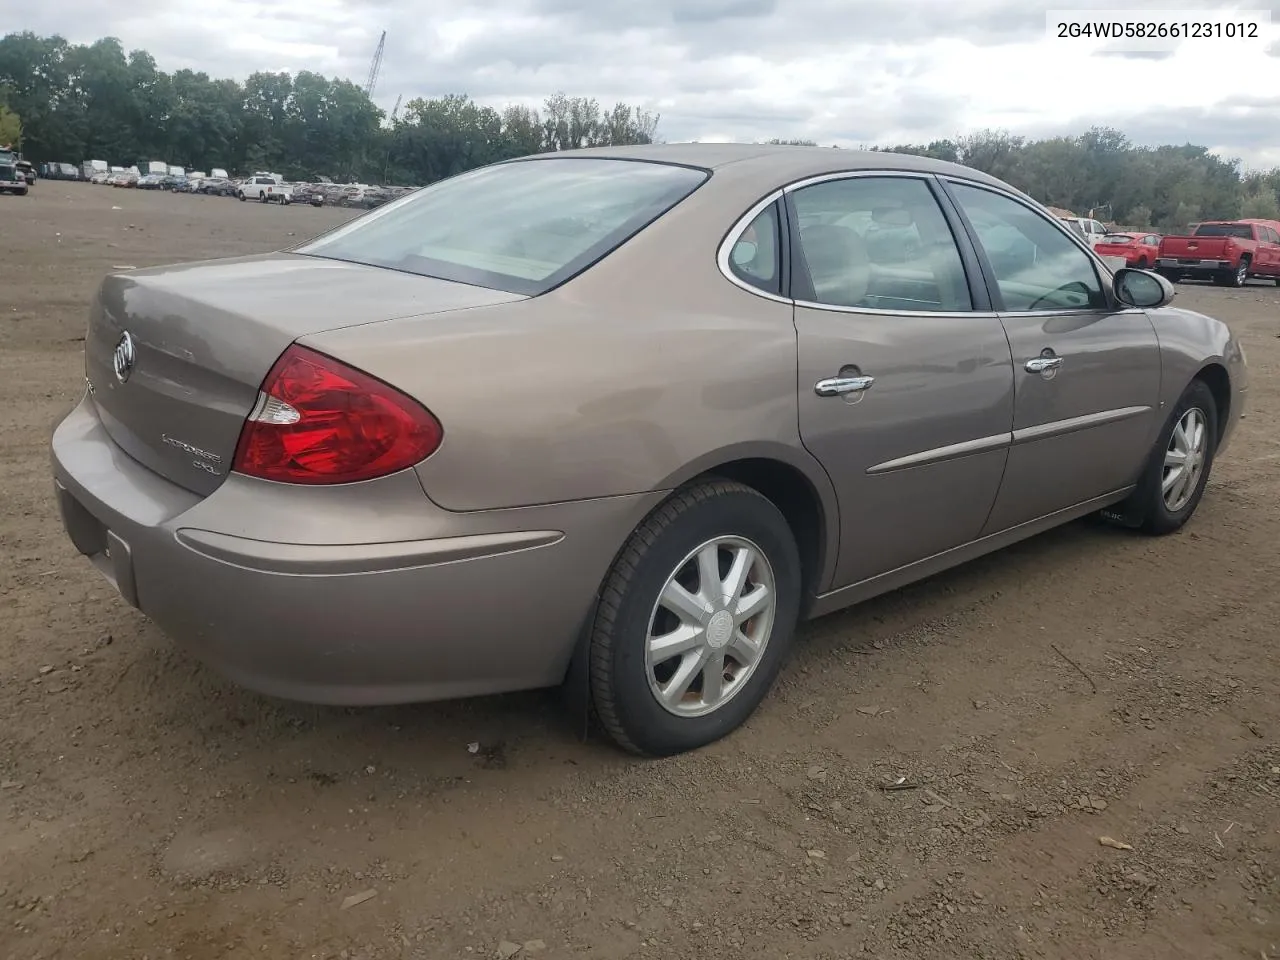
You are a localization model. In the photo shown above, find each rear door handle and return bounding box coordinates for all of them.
[1024,357,1063,373]
[814,375,875,397]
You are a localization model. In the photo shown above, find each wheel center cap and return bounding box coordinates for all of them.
[706,610,734,649]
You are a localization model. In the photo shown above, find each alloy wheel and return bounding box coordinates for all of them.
[1162,406,1208,512]
[645,536,777,718]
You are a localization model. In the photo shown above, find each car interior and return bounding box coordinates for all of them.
[794,185,973,312]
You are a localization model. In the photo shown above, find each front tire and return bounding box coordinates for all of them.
[1119,379,1218,535]
[589,479,802,756]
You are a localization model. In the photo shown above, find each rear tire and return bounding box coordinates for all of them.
[1135,257,1149,269]
[1114,379,1218,535]
[589,479,802,756]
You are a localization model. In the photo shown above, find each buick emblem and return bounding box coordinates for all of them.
[112,331,136,384]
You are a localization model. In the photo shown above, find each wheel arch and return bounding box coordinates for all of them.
[1193,361,1231,446]
[557,447,838,720]
[655,443,840,608]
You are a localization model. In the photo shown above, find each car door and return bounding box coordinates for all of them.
[786,173,1014,588]
[941,179,1162,533]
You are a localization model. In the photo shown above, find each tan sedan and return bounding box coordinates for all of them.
[51,144,1248,755]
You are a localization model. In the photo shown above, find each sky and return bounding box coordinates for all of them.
[14,0,1280,169]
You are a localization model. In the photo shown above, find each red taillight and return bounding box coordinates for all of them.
[232,344,442,484]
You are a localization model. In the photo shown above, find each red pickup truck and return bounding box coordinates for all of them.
[1156,219,1280,287]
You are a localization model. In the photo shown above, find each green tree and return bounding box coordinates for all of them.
[1126,204,1153,229]
[1240,187,1280,220]
[0,103,20,146]
[8,27,1280,209]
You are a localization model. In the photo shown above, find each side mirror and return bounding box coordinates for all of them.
[1113,267,1174,309]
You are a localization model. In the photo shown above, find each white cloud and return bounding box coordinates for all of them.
[13,0,1280,168]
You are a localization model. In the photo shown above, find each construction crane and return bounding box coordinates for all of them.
[390,94,402,123]
[364,30,386,98]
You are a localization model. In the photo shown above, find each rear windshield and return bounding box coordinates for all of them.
[1101,234,1134,243]
[1193,223,1253,239]
[295,157,709,296]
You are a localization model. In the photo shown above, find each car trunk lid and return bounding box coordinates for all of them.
[85,253,524,496]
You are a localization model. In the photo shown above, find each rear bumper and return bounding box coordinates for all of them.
[1156,258,1232,274]
[51,394,660,705]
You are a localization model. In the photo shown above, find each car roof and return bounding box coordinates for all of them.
[517,142,1010,191]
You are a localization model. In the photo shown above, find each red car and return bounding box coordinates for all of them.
[1094,232,1162,268]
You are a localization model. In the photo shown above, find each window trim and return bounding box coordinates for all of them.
[723,198,787,297]
[713,168,1147,319]
[936,176,1141,318]
[784,171,991,316]
[716,169,994,317]
[716,189,794,305]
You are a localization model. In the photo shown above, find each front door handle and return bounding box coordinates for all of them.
[1024,356,1063,374]
[815,375,875,397]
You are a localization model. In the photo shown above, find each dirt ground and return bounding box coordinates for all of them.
[1,182,1278,960]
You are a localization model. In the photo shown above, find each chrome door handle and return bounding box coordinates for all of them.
[814,375,875,397]
[1024,357,1063,373]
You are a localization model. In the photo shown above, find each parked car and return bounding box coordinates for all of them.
[50,145,1249,756]
[16,160,36,185]
[238,174,292,204]
[136,173,166,190]
[1059,216,1108,246]
[293,184,326,206]
[45,162,81,180]
[198,177,236,196]
[1156,220,1280,286]
[0,147,28,195]
[1093,232,1162,269]
[359,186,391,209]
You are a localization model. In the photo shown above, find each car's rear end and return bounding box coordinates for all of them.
[1094,233,1145,266]
[1156,223,1252,282]
[50,156,709,705]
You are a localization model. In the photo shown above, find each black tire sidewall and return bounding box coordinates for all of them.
[1138,379,1218,534]
[594,487,801,756]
